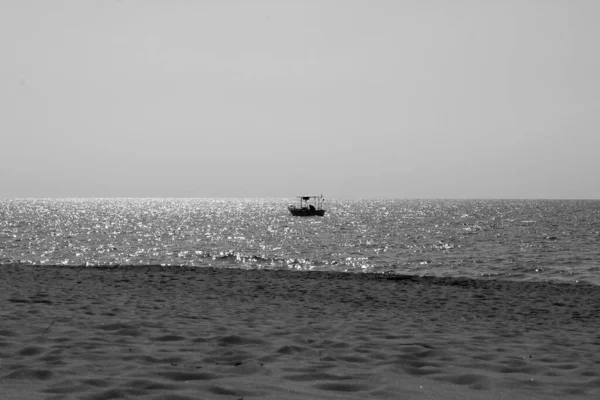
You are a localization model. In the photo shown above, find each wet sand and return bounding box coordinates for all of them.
[1,265,599,399]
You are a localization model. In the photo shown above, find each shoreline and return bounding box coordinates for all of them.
[3,263,598,287]
[1,265,599,399]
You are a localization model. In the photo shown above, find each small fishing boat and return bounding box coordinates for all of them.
[288,195,326,216]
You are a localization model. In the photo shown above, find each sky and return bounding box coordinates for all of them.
[1,0,599,199]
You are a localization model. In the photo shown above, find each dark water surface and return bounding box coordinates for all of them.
[1,198,599,285]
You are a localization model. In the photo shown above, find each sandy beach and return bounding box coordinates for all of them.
[1,265,599,399]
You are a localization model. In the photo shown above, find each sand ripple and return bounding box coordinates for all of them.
[1,265,599,399]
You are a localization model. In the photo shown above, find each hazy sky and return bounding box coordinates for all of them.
[2,0,599,199]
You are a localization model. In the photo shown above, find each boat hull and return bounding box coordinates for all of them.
[289,208,325,217]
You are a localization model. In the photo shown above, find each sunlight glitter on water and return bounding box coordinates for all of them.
[1,198,600,285]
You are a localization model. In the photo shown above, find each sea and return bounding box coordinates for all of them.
[1,198,599,286]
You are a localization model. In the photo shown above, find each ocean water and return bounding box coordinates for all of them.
[1,198,599,286]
